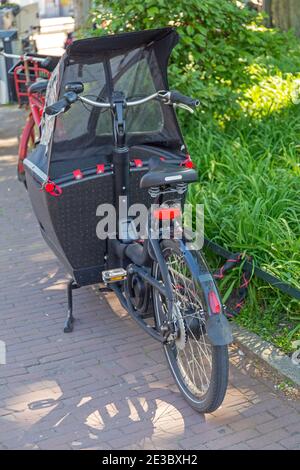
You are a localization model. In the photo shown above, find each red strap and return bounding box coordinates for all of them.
[96,164,105,174]
[73,169,83,179]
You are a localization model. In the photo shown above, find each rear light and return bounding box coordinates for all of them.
[153,207,182,220]
[208,290,221,314]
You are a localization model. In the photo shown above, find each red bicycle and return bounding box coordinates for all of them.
[1,51,58,184]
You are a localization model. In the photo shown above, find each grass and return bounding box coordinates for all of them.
[183,70,300,354]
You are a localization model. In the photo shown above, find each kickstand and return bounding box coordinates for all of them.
[64,280,80,333]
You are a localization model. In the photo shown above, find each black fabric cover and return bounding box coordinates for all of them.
[67,28,178,83]
[24,29,188,285]
[36,27,186,179]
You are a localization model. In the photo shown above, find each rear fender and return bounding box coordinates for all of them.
[179,241,233,346]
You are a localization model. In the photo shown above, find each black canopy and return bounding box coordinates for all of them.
[39,28,185,179]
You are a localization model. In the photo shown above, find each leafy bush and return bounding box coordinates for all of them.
[89,0,300,115]
[186,105,300,351]
[86,1,300,351]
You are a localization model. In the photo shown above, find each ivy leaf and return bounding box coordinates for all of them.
[194,34,206,48]
[187,25,194,36]
[148,6,159,15]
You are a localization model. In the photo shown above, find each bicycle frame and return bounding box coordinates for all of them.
[0,50,52,181]
[29,91,45,127]
[105,92,232,346]
[103,92,185,343]
[18,115,35,179]
[18,86,46,182]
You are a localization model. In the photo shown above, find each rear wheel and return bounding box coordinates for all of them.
[152,239,229,413]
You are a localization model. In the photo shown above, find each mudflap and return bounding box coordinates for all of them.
[206,314,233,346]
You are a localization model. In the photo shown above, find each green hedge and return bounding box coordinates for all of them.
[86,1,300,351]
[89,0,300,116]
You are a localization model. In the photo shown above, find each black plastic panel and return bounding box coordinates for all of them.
[25,145,186,286]
[47,173,114,270]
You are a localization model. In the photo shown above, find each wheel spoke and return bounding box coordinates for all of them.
[153,242,229,412]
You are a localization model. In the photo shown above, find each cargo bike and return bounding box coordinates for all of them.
[23,28,232,413]
[0,49,59,182]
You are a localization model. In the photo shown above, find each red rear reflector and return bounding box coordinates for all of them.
[208,291,221,314]
[96,164,105,174]
[44,182,55,193]
[153,207,181,220]
[42,181,62,197]
[73,169,83,180]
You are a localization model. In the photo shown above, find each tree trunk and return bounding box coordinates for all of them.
[262,0,273,27]
[267,0,300,36]
[73,0,92,30]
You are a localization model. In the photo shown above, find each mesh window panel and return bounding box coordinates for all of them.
[48,38,185,179]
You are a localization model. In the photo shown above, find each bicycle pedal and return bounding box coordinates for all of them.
[102,268,127,283]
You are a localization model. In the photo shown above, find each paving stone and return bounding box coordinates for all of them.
[0,105,299,450]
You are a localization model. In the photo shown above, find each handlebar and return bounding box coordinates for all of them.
[45,91,77,116]
[79,90,200,109]
[79,91,166,109]
[45,89,200,117]
[0,50,52,70]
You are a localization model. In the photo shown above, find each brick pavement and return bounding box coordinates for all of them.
[0,106,299,450]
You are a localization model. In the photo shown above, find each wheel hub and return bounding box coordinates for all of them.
[184,307,205,340]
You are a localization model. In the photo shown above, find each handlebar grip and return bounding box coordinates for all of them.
[169,90,200,107]
[45,97,69,116]
[44,92,78,116]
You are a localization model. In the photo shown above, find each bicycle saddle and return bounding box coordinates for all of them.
[140,157,198,189]
[28,79,49,94]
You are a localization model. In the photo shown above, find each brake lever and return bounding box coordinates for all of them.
[46,108,66,118]
[173,103,194,114]
[157,90,171,103]
[157,91,194,113]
